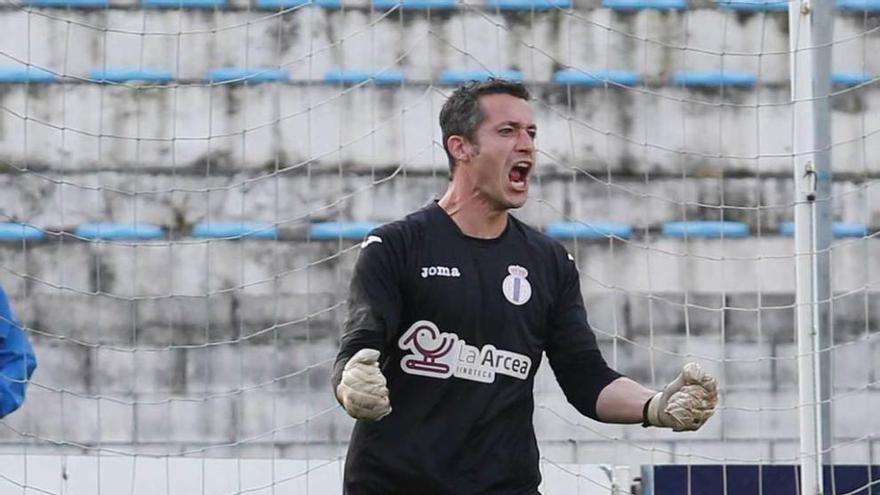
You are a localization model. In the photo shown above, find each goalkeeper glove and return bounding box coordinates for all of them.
[337,348,392,421]
[643,362,718,431]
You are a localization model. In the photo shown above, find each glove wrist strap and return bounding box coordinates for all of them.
[641,397,652,428]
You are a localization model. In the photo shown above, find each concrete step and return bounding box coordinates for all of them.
[0,455,619,495]
[3,336,878,449]
[4,172,880,232]
[1,9,876,83]
[3,236,880,344]
[4,235,880,297]
[1,84,877,174]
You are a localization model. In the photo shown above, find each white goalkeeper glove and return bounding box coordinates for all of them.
[643,362,718,431]
[336,348,392,422]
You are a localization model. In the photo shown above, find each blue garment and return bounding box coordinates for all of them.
[0,287,36,418]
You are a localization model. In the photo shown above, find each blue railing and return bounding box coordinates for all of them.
[4,221,871,242]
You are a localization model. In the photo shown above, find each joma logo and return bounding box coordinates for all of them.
[420,265,461,278]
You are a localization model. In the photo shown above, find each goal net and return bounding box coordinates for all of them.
[0,0,878,492]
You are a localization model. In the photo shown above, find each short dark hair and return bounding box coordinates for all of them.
[439,79,531,174]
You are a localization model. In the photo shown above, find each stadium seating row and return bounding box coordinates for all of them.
[0,66,873,88]
[0,220,870,241]
[16,0,880,11]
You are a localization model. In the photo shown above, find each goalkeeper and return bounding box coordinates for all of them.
[332,79,718,495]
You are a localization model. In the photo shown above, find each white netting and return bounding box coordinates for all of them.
[0,0,878,493]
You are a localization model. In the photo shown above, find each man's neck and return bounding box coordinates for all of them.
[438,181,508,239]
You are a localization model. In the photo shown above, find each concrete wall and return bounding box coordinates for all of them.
[0,455,622,494]
[2,237,880,471]
[1,0,880,482]
[5,172,880,229]
[1,8,880,177]
[2,84,880,175]
[2,8,878,82]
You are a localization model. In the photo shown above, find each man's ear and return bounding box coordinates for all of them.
[447,135,472,164]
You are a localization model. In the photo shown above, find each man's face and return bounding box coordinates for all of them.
[465,93,536,211]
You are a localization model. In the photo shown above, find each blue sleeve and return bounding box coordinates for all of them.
[0,287,37,418]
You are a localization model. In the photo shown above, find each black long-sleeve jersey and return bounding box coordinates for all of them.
[332,202,622,495]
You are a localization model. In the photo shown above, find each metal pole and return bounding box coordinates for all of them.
[789,0,834,491]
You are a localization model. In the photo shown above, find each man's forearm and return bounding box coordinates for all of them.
[594,377,656,424]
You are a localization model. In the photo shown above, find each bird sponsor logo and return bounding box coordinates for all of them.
[398,320,531,383]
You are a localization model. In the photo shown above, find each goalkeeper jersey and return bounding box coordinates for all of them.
[332,202,622,495]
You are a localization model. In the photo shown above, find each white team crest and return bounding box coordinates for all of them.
[502,265,531,306]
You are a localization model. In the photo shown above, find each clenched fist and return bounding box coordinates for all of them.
[644,362,718,431]
[336,348,392,421]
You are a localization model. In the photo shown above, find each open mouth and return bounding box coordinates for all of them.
[508,162,531,191]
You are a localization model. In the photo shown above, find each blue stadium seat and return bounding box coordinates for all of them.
[553,69,641,87]
[75,223,164,241]
[832,223,867,238]
[832,71,873,87]
[661,221,750,238]
[374,0,456,8]
[0,67,59,83]
[256,0,340,7]
[324,69,406,85]
[207,67,290,83]
[602,0,687,10]
[837,0,880,10]
[143,0,226,8]
[24,0,108,6]
[310,222,381,240]
[545,222,633,239]
[672,70,757,88]
[485,0,571,10]
[717,0,787,10]
[0,224,45,242]
[778,222,794,237]
[191,222,278,240]
[89,68,174,84]
[779,222,867,238]
[438,69,523,85]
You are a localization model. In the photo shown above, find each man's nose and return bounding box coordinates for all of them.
[516,129,535,153]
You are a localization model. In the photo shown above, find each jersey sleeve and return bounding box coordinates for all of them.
[545,247,622,420]
[331,225,407,392]
[0,287,37,418]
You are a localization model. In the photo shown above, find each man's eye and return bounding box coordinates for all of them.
[528,131,537,139]
[500,128,514,135]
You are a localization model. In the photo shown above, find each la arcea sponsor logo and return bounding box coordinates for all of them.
[398,320,531,384]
